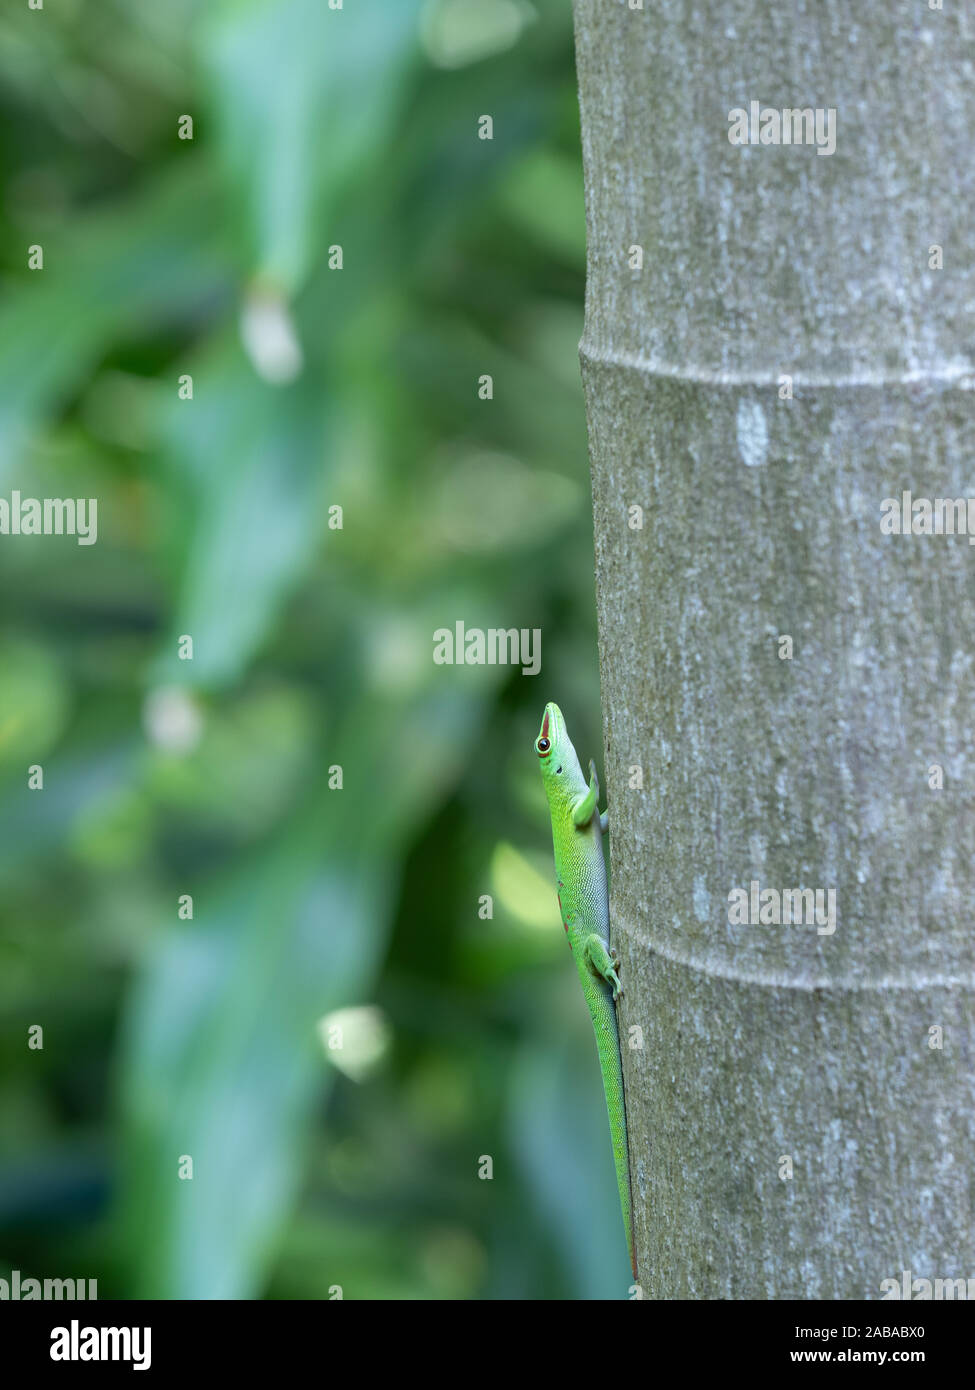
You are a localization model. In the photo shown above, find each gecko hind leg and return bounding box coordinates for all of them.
[584,934,623,1002]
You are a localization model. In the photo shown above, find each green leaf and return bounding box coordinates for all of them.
[198,0,423,293]
[117,682,491,1298]
[508,1017,630,1298]
[0,165,232,473]
[150,335,332,689]
[497,150,587,268]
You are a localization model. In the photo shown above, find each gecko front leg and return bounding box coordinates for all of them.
[572,759,601,827]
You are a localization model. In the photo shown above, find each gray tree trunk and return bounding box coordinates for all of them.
[574,0,975,1298]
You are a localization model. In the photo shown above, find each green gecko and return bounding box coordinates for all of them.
[534,701,635,1279]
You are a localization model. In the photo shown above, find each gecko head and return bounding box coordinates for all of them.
[535,702,584,802]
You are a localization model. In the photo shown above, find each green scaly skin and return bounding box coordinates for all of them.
[535,701,635,1279]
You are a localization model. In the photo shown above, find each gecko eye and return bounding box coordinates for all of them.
[536,737,551,756]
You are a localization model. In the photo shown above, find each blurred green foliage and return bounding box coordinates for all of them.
[0,0,625,1298]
